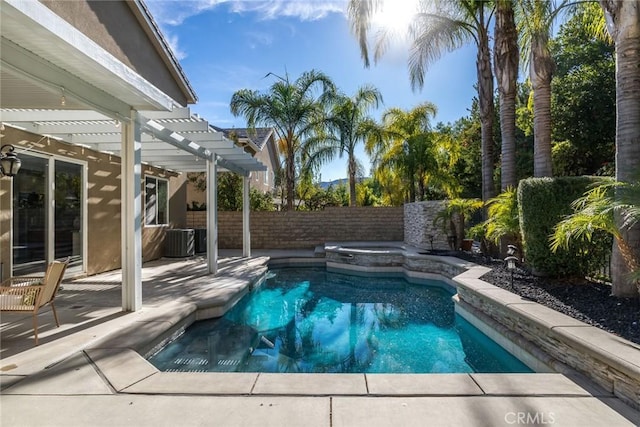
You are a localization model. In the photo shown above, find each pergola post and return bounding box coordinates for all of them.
[121,110,143,311]
[242,175,251,258]
[206,157,218,274]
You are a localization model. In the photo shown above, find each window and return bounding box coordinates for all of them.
[145,176,168,225]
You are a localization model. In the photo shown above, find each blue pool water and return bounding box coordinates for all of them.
[148,268,532,373]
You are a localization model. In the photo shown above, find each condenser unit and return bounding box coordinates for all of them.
[164,229,195,257]
[194,228,207,254]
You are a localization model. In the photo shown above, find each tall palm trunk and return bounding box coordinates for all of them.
[418,171,426,201]
[408,166,417,202]
[530,35,554,177]
[348,153,357,207]
[494,1,519,190]
[601,0,640,297]
[477,11,497,202]
[286,133,295,211]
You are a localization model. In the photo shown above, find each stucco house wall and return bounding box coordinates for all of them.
[39,0,193,106]
[0,126,187,279]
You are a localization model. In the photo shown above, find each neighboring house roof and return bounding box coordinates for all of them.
[211,127,275,152]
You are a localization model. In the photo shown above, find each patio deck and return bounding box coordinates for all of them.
[1,253,639,426]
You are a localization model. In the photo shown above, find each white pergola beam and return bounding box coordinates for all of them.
[142,120,211,133]
[5,119,211,135]
[0,109,112,122]
[140,107,192,120]
[1,109,267,175]
[8,121,124,135]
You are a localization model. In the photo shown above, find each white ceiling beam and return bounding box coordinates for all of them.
[59,133,229,147]
[7,121,123,135]
[0,109,112,122]
[5,119,212,135]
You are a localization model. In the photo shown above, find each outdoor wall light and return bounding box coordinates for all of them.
[0,144,21,178]
[504,255,519,288]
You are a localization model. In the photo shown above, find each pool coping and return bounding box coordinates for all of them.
[49,247,636,413]
[3,252,640,426]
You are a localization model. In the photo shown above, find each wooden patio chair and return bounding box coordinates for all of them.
[0,259,69,345]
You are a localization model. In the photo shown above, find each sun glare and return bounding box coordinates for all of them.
[372,0,420,36]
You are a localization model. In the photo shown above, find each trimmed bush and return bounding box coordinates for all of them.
[518,176,612,277]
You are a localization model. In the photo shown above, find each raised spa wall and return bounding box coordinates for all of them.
[325,243,640,410]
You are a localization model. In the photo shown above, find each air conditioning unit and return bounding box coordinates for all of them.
[194,228,207,254]
[164,229,195,257]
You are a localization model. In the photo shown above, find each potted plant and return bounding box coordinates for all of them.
[433,198,483,250]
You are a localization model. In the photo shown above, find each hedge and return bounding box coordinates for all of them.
[518,176,612,277]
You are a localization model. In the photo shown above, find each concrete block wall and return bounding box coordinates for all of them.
[404,201,449,249]
[186,207,403,249]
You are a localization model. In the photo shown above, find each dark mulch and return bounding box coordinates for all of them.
[455,253,640,345]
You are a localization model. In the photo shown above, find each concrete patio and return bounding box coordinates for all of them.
[1,253,639,426]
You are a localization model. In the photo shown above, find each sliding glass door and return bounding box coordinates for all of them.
[12,155,48,275]
[54,160,83,273]
[12,154,85,276]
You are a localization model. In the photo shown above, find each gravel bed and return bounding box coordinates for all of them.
[456,253,640,345]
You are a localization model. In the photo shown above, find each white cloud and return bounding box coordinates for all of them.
[145,1,345,63]
[145,0,346,26]
[229,1,346,21]
[165,33,188,60]
[246,31,274,49]
[145,0,225,26]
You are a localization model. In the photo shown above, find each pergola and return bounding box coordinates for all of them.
[0,0,264,311]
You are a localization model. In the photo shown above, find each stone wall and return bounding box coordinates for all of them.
[186,207,404,249]
[404,201,449,249]
[455,279,640,409]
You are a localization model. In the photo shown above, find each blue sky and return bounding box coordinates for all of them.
[145,0,478,181]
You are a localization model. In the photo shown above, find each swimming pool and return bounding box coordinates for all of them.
[148,268,532,373]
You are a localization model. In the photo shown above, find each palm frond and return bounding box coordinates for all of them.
[347,0,384,67]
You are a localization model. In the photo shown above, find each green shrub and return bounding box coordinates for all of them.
[518,176,612,277]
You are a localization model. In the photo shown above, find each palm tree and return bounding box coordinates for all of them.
[598,0,640,297]
[484,187,521,250]
[348,0,497,202]
[366,103,461,202]
[517,0,569,178]
[494,0,519,190]
[366,103,453,202]
[230,70,336,210]
[551,179,640,297]
[433,198,483,250]
[305,85,383,207]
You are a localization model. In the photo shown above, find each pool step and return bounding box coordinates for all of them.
[165,368,207,373]
[314,245,326,257]
[173,357,208,366]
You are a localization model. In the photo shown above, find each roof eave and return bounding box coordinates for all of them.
[129,0,198,104]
